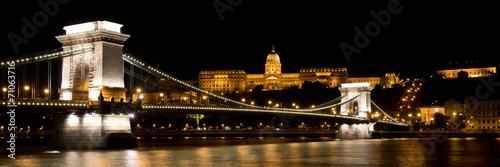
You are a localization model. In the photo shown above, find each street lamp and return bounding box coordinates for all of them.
[292,103,296,107]
[268,100,272,105]
[24,85,30,99]
[2,87,6,99]
[241,98,245,102]
[251,101,254,105]
[44,89,50,99]
[311,105,315,109]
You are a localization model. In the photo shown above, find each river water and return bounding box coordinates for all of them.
[1,137,500,166]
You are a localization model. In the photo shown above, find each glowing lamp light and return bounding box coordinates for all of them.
[44,89,49,93]
[136,88,141,93]
[24,86,29,90]
[160,93,164,97]
[139,95,144,99]
[2,88,6,92]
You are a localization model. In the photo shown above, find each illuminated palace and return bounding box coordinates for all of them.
[198,46,399,94]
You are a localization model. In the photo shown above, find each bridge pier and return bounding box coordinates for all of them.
[337,123,376,139]
[49,114,137,149]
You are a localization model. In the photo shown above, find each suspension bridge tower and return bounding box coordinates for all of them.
[56,21,129,101]
[49,21,137,149]
[339,83,373,118]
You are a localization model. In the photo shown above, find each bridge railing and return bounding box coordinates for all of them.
[0,99,88,108]
[0,47,95,67]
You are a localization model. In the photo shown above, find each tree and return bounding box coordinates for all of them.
[252,85,264,93]
[457,70,469,79]
[432,113,448,130]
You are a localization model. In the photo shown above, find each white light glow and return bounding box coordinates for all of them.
[340,83,371,88]
[64,21,123,34]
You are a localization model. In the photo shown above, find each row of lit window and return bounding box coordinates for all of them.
[475,119,500,124]
[199,70,246,75]
[475,112,500,117]
[200,80,245,83]
[477,105,500,110]
[476,126,500,129]
[442,70,494,76]
[203,83,245,88]
[350,79,380,82]
[300,68,346,73]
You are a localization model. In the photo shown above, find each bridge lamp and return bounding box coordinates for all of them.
[2,88,6,92]
[417,113,421,117]
[139,95,144,99]
[202,96,207,100]
[275,104,279,107]
[296,106,299,109]
[24,86,29,90]
[44,89,49,94]
[136,88,141,93]
[292,103,296,107]
[311,105,315,109]
[268,101,272,104]
[159,93,164,97]
[241,98,245,102]
[251,101,254,105]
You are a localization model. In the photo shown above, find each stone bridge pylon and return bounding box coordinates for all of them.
[339,83,373,118]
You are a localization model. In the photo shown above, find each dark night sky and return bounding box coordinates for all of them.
[1,0,498,80]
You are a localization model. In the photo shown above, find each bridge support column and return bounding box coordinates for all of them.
[339,83,373,118]
[49,114,137,149]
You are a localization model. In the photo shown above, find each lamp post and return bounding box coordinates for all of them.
[2,87,6,99]
[24,85,30,99]
[453,112,457,129]
[44,89,49,100]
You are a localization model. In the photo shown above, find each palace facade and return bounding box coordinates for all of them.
[198,46,398,94]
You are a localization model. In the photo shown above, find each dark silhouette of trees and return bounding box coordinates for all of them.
[457,70,469,79]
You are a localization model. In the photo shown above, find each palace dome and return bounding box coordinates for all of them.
[266,45,280,63]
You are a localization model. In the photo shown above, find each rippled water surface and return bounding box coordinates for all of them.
[1,137,500,166]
